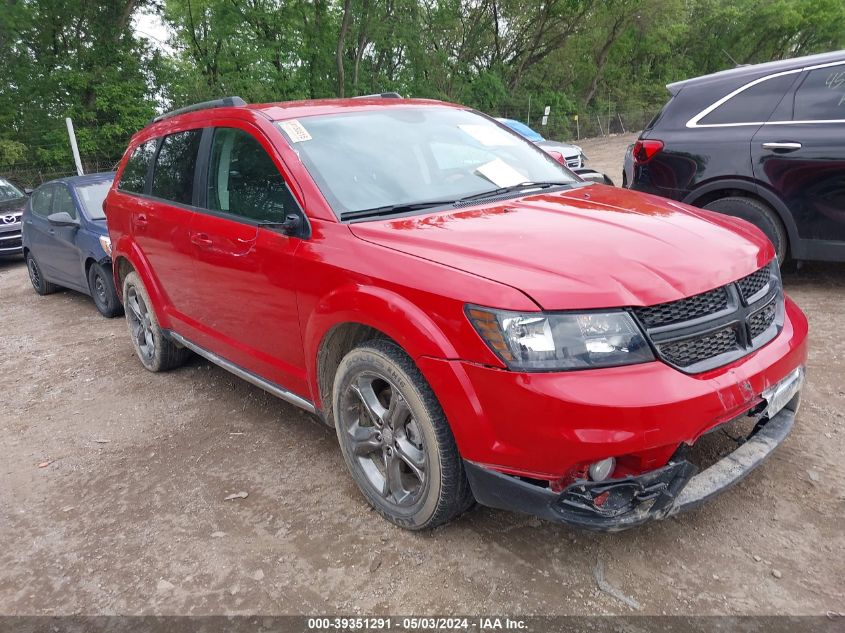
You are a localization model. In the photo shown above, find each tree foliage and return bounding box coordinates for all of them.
[1,0,843,178]
[0,0,162,172]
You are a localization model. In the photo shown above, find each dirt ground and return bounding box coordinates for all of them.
[1,135,844,617]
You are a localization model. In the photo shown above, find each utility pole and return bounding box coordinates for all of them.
[66,117,84,176]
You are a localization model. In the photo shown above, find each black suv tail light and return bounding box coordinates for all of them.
[633,139,664,164]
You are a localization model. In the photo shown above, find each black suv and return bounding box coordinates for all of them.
[630,50,845,264]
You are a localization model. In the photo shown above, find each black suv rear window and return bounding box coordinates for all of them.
[118,140,157,194]
[700,73,797,125]
[794,64,845,121]
[151,129,202,205]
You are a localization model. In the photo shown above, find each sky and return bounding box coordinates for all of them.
[133,9,174,55]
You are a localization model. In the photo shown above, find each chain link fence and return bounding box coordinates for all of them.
[494,103,658,142]
[1,156,121,189]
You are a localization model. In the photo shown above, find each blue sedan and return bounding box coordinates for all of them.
[22,173,122,317]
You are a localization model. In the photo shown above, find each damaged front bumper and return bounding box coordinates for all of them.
[465,370,803,531]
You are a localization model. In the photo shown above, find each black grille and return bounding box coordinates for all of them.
[659,327,739,368]
[749,298,777,339]
[633,262,783,373]
[633,286,728,328]
[0,237,21,249]
[737,266,771,301]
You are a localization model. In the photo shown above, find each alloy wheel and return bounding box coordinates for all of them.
[126,286,155,361]
[340,372,427,507]
[27,257,41,291]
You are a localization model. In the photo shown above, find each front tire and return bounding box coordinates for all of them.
[333,340,473,530]
[703,196,788,263]
[122,271,190,372]
[26,252,58,295]
[88,262,122,318]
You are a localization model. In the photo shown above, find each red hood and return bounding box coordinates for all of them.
[349,184,774,310]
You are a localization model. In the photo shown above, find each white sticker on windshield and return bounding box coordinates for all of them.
[475,158,526,188]
[458,124,519,147]
[279,119,312,143]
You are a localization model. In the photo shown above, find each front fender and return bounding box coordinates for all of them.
[303,283,461,408]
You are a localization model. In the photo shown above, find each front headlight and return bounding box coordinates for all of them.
[99,235,112,256]
[467,306,654,371]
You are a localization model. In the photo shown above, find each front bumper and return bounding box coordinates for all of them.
[464,392,799,531]
[0,220,23,256]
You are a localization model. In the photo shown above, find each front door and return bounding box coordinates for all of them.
[47,184,85,289]
[187,124,308,396]
[752,62,845,248]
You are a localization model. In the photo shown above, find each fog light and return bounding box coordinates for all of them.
[588,457,616,482]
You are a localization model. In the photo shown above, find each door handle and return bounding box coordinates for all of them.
[762,142,802,152]
[190,232,213,249]
[135,214,149,230]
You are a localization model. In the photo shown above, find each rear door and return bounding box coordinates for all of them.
[185,123,308,395]
[751,61,845,250]
[24,185,58,276]
[119,131,203,329]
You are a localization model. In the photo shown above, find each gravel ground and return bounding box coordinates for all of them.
[1,136,843,616]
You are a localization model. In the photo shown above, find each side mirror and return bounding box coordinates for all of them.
[572,168,615,186]
[47,211,78,227]
[260,213,303,237]
[545,150,567,166]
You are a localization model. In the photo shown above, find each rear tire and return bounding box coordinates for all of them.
[122,271,190,372]
[703,196,788,263]
[88,262,122,318]
[26,252,58,295]
[333,339,473,530]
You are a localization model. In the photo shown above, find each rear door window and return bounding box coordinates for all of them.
[151,129,203,205]
[699,73,798,125]
[31,186,54,217]
[118,140,157,194]
[206,127,298,222]
[794,64,845,121]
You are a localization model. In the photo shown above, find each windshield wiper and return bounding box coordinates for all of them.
[457,181,572,203]
[341,200,454,221]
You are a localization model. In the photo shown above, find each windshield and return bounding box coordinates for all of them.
[76,180,113,220]
[497,118,544,142]
[276,107,576,218]
[0,178,24,202]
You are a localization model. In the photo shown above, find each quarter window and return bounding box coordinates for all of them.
[151,129,202,205]
[794,64,845,121]
[31,186,54,217]
[53,186,78,219]
[699,73,797,125]
[119,140,157,194]
[206,127,297,223]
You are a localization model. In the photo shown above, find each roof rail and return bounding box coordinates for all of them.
[352,92,403,99]
[152,96,248,123]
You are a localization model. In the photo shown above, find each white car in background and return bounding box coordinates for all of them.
[496,118,614,185]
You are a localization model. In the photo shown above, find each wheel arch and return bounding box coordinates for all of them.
[111,243,171,327]
[306,285,460,427]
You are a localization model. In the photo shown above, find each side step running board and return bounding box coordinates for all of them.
[167,331,316,414]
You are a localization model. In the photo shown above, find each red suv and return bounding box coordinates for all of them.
[104,96,808,531]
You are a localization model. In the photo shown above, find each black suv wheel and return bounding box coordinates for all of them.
[703,196,788,263]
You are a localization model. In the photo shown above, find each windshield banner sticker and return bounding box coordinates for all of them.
[475,158,526,188]
[279,119,312,143]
